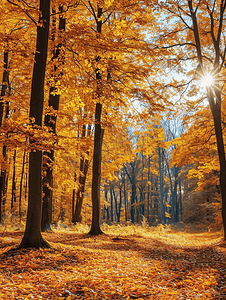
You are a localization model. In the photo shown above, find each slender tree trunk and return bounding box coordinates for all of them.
[112,187,118,222]
[122,171,127,222]
[118,187,122,223]
[154,176,158,219]
[131,182,136,224]
[147,156,150,222]
[103,190,108,221]
[124,164,136,223]
[73,124,91,224]
[89,109,104,234]
[72,189,75,220]
[20,0,51,248]
[110,185,114,222]
[11,149,17,212]
[158,147,165,224]
[0,51,9,223]
[73,158,89,223]
[178,180,183,221]
[2,155,8,213]
[41,6,66,232]
[19,148,26,220]
[89,6,104,235]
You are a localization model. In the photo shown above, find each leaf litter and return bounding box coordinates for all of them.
[0,228,226,299]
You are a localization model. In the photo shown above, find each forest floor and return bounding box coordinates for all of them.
[0,224,226,300]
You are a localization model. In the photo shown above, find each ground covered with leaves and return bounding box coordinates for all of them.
[0,224,226,299]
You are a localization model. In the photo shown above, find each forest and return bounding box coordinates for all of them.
[1,0,226,299]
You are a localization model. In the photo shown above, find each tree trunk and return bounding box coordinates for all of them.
[11,149,17,213]
[147,156,150,222]
[89,103,104,234]
[154,176,159,219]
[118,187,122,223]
[19,0,51,248]
[178,180,183,221]
[0,51,9,223]
[19,148,26,220]
[88,5,104,235]
[41,6,66,232]
[124,163,136,223]
[120,170,128,222]
[158,147,165,224]
[73,125,91,224]
[110,186,114,222]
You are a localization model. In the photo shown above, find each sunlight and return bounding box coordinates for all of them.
[200,73,214,87]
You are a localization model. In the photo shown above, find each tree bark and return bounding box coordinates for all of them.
[0,51,9,223]
[178,180,183,221]
[110,186,114,222]
[19,0,51,248]
[88,5,104,235]
[11,149,16,213]
[147,155,150,222]
[41,6,66,232]
[89,104,104,234]
[73,124,91,224]
[124,163,136,223]
[158,147,165,224]
[19,148,26,220]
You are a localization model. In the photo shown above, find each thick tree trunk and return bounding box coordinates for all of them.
[19,0,51,248]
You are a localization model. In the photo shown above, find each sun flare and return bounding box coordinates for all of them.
[200,74,214,87]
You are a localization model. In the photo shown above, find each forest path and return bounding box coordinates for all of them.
[0,229,225,299]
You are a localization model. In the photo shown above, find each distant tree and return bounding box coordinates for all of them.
[0,51,10,223]
[73,123,91,224]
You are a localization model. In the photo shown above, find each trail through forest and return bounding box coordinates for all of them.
[0,227,225,299]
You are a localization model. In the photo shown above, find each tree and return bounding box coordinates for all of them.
[72,123,91,224]
[0,51,10,222]
[87,3,104,235]
[19,0,51,248]
[41,5,66,232]
[154,0,226,238]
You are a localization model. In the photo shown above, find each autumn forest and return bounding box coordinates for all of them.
[1,0,226,299]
